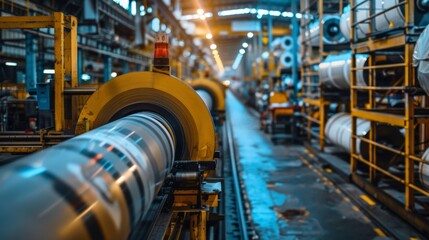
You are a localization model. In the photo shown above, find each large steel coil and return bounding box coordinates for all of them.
[196,89,213,111]
[306,15,346,46]
[325,113,403,171]
[414,24,429,96]
[319,52,367,89]
[0,112,175,239]
[319,53,404,90]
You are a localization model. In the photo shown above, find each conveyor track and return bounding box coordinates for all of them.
[222,117,256,240]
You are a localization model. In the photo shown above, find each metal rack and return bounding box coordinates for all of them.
[349,0,429,233]
[300,0,346,151]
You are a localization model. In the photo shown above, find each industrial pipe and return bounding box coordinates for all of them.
[414,24,429,96]
[0,112,175,239]
[306,15,346,46]
[196,89,213,111]
[325,113,403,171]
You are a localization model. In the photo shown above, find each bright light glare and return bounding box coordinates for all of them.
[197,9,204,15]
[111,72,118,78]
[232,53,244,70]
[247,32,254,38]
[5,62,17,66]
[242,42,248,48]
[206,33,213,39]
[210,44,217,50]
[239,49,245,54]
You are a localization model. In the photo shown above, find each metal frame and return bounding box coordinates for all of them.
[349,0,429,233]
[0,13,77,132]
[300,0,345,151]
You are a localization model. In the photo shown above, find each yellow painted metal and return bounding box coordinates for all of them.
[0,13,78,132]
[349,0,429,218]
[189,78,225,112]
[76,71,215,160]
[269,92,288,104]
[351,109,405,127]
[54,12,65,132]
[190,211,207,240]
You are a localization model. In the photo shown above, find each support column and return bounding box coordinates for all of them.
[291,0,299,100]
[25,33,36,90]
[103,56,112,82]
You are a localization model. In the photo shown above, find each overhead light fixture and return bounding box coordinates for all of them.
[81,73,91,81]
[232,53,244,70]
[206,33,213,39]
[239,49,245,54]
[5,62,17,66]
[242,42,248,48]
[212,50,219,55]
[197,9,204,15]
[210,44,217,50]
[199,15,206,20]
[247,32,254,38]
[111,72,118,78]
[257,14,262,19]
[43,69,55,74]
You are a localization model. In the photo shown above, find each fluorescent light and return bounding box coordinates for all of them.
[218,8,251,16]
[206,33,213,39]
[232,53,244,70]
[239,49,245,54]
[210,44,217,50]
[269,10,281,16]
[131,1,137,16]
[257,14,262,19]
[43,69,55,74]
[247,32,254,38]
[282,11,294,17]
[197,9,204,15]
[180,12,213,20]
[257,9,269,15]
[147,7,152,13]
[5,62,17,66]
[111,72,118,78]
[81,73,91,81]
[295,13,302,19]
[242,42,248,48]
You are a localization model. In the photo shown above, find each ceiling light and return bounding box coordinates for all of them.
[212,50,219,55]
[210,44,217,50]
[111,72,118,78]
[200,15,206,20]
[197,9,204,15]
[239,49,245,54]
[247,32,254,38]
[206,33,213,39]
[5,62,17,66]
[242,42,248,48]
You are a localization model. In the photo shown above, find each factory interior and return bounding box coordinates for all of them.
[2,0,429,239]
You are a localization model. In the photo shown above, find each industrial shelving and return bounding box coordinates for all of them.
[300,0,347,151]
[349,0,429,233]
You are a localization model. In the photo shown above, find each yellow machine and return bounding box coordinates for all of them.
[189,77,226,125]
[0,14,221,240]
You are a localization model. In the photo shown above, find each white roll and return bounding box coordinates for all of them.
[280,36,294,51]
[340,2,370,41]
[374,0,404,32]
[413,24,429,96]
[306,15,346,46]
[279,51,301,69]
[196,89,213,111]
[319,52,368,89]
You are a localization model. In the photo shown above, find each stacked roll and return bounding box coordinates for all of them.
[272,35,301,69]
[305,15,346,46]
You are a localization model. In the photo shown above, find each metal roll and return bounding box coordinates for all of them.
[414,24,429,96]
[189,78,226,113]
[375,0,429,32]
[196,89,213,111]
[0,112,175,239]
[280,36,293,51]
[340,2,369,41]
[279,51,301,69]
[306,15,346,46]
[76,72,215,161]
[319,53,403,90]
[325,113,403,171]
[420,148,429,190]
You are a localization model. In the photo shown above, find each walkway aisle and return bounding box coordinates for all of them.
[227,91,382,240]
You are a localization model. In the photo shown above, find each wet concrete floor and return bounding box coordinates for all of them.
[227,91,385,239]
